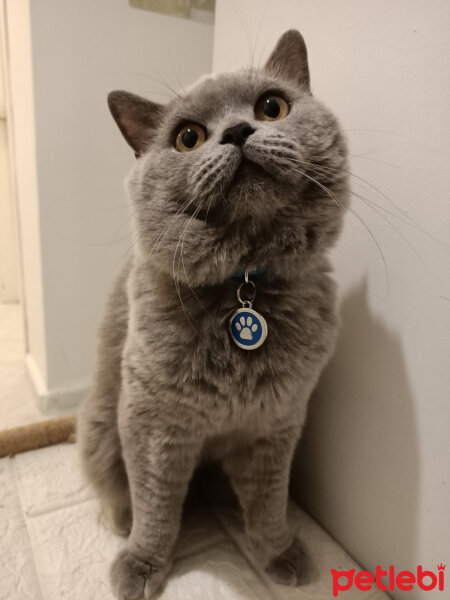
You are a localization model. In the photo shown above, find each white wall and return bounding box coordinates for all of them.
[2,0,46,389]
[0,3,19,304]
[214,2,450,597]
[4,0,214,409]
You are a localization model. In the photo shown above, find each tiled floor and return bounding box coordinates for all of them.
[0,303,45,430]
[0,442,389,600]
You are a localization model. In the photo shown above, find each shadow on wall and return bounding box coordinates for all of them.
[291,279,419,573]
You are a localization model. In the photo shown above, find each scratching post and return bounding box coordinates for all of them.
[0,415,77,458]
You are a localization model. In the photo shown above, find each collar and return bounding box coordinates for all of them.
[231,265,265,278]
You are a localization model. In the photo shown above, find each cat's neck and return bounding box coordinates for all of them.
[132,251,331,299]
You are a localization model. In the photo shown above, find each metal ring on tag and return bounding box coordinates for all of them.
[237,280,256,305]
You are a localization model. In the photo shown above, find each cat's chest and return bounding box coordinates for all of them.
[128,278,337,401]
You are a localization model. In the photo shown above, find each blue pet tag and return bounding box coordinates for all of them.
[229,307,268,350]
[229,270,268,350]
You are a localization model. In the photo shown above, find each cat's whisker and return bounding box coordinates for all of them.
[175,197,204,284]
[168,55,188,98]
[288,156,450,253]
[348,152,401,169]
[351,191,445,283]
[291,151,447,254]
[274,152,445,285]
[177,193,217,316]
[280,163,390,292]
[289,155,412,220]
[217,180,229,208]
[204,193,215,225]
[226,0,255,76]
[135,63,186,100]
[250,0,270,77]
[177,202,209,317]
[149,194,201,258]
[171,191,208,332]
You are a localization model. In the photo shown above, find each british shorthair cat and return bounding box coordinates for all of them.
[78,29,349,599]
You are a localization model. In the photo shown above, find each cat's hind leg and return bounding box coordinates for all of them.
[78,391,132,536]
[77,267,132,536]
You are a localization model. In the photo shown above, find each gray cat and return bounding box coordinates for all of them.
[78,29,349,599]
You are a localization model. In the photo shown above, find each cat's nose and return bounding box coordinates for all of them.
[220,122,255,146]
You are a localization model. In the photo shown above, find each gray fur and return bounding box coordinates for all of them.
[78,30,349,599]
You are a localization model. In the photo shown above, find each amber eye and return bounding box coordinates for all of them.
[255,95,290,121]
[175,123,206,152]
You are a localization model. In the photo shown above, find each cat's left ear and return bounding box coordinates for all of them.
[108,90,165,157]
[264,30,310,91]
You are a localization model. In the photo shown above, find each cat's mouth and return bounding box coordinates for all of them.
[230,156,272,186]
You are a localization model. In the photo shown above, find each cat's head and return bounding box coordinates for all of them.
[109,30,348,284]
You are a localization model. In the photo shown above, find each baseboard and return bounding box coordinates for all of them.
[25,353,89,413]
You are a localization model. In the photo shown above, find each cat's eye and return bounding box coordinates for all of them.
[175,123,206,152]
[255,95,290,122]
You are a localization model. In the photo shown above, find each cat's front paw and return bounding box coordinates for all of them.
[110,550,167,599]
[265,537,317,587]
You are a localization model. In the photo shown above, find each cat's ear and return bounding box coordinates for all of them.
[264,30,310,90]
[107,91,165,157]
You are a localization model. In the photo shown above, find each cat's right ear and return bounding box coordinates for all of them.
[107,91,165,157]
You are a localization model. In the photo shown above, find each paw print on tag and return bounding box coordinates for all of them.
[229,308,268,350]
[235,315,258,340]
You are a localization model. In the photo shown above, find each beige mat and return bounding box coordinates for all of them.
[0,415,77,458]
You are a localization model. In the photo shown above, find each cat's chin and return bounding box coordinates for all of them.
[224,158,281,218]
[231,157,269,184]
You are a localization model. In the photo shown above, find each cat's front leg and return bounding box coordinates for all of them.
[223,427,315,587]
[110,382,204,599]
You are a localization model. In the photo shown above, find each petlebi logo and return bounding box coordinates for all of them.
[331,564,445,596]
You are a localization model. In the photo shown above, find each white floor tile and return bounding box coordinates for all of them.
[164,539,273,600]
[26,499,120,600]
[13,444,92,516]
[0,458,42,600]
